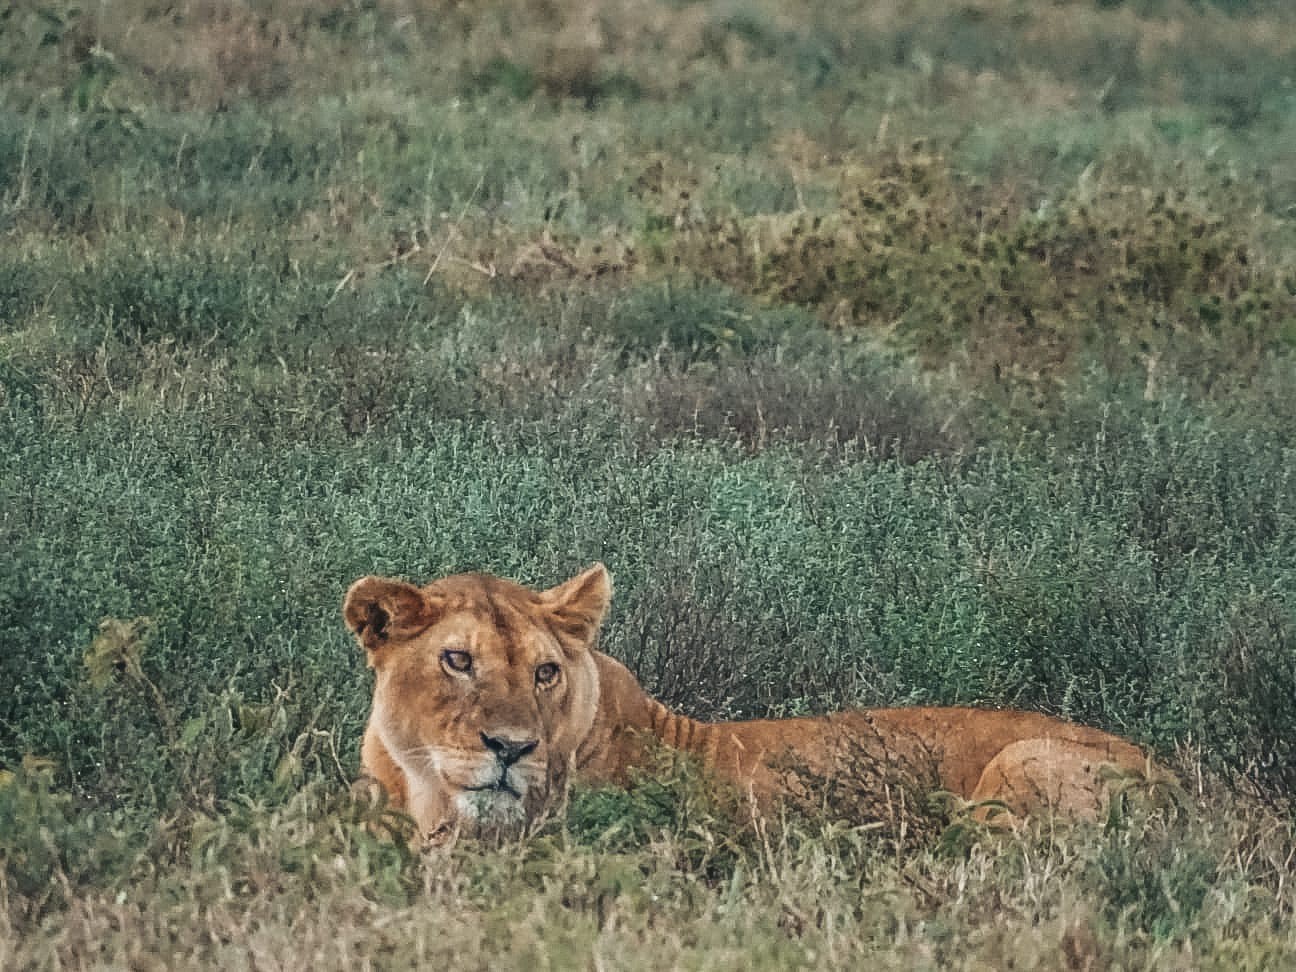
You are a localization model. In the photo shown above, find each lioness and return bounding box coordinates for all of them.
[344,564,1153,840]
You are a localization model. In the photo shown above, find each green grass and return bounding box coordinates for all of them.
[2,0,1295,966]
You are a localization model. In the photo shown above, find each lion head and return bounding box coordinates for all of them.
[343,564,610,837]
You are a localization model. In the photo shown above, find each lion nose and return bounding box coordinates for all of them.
[481,732,538,767]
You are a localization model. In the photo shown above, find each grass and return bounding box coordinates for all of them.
[2,0,1295,966]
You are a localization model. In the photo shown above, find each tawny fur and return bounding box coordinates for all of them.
[343,564,1152,839]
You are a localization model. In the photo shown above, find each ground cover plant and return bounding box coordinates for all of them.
[2,0,1295,967]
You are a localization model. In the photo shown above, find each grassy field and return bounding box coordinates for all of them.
[2,0,1295,967]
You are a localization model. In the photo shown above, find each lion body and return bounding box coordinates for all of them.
[344,566,1151,839]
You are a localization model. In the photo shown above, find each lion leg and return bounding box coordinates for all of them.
[359,722,409,810]
[968,737,1145,826]
[360,724,462,844]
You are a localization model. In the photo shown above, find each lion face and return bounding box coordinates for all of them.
[344,565,609,837]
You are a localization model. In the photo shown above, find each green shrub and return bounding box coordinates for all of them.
[599,283,798,362]
[72,246,284,345]
[0,255,46,329]
[564,749,748,866]
[662,153,1295,397]
[0,768,142,918]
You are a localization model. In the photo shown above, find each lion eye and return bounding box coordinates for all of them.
[535,662,560,687]
[442,649,473,674]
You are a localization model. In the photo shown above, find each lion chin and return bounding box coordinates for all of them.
[344,564,1165,842]
[454,788,526,827]
[448,762,544,833]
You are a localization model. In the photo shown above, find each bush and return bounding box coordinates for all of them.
[661,153,1295,397]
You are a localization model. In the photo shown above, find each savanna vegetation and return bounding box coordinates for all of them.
[2,0,1295,967]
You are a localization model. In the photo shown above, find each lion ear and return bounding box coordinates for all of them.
[343,576,435,651]
[541,563,612,644]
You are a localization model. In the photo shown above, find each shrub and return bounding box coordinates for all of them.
[661,153,1295,397]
